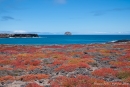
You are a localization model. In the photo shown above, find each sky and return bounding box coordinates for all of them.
[0,0,130,35]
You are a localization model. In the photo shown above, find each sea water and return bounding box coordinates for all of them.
[0,35,130,45]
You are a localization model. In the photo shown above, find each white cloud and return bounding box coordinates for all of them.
[13,30,28,33]
[117,32,122,34]
[95,32,108,34]
[54,0,66,4]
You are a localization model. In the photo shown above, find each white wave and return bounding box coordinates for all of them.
[110,40,117,42]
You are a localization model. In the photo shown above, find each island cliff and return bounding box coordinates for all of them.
[0,34,39,38]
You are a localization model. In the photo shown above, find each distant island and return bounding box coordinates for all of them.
[64,32,72,35]
[0,34,39,38]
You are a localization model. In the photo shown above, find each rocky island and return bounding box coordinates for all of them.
[64,32,72,35]
[0,34,39,38]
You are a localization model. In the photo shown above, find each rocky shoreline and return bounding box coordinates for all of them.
[0,42,130,87]
[0,34,39,38]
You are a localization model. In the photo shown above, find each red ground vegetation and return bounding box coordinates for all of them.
[0,42,130,86]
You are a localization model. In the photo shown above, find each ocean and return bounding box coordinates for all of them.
[0,35,130,45]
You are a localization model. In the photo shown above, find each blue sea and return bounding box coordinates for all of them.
[0,35,130,45]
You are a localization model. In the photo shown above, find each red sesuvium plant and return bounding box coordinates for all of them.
[101,58,110,61]
[53,59,64,65]
[55,64,78,72]
[0,75,15,82]
[49,75,117,87]
[98,49,116,57]
[10,54,42,70]
[0,59,11,65]
[26,82,44,87]
[69,58,94,65]
[124,77,130,83]
[81,54,94,59]
[0,43,130,86]
[118,53,130,61]
[30,60,41,66]
[55,63,88,72]
[18,74,49,81]
[55,58,90,72]
[27,65,42,71]
[92,68,117,77]
[110,61,130,68]
[113,44,130,49]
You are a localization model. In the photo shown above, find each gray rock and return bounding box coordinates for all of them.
[39,79,44,83]
[110,66,117,69]
[43,58,53,64]
[44,85,51,87]
[0,70,8,76]
[20,85,26,87]
[0,86,5,87]
[74,68,90,75]
[40,66,53,74]
[8,70,25,76]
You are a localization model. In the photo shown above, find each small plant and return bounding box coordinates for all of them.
[26,82,43,87]
[116,70,130,79]
[92,68,117,77]
[55,64,77,72]
[19,74,49,81]
[49,75,106,87]
[0,75,15,82]
[123,77,130,83]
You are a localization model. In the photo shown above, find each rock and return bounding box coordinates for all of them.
[114,39,130,43]
[84,52,88,54]
[8,70,25,76]
[88,68,93,71]
[104,77,115,81]
[74,68,90,75]
[40,66,53,74]
[11,81,26,87]
[39,80,44,83]
[29,69,41,74]
[73,54,80,58]
[0,70,8,76]
[1,82,4,85]
[0,86,4,87]
[110,66,117,69]
[89,62,98,67]
[64,32,72,35]
[20,85,25,87]
[44,85,51,87]
[43,58,53,64]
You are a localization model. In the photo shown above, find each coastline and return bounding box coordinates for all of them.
[0,42,130,87]
[1,35,130,45]
[0,34,39,38]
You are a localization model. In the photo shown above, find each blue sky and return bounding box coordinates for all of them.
[0,0,130,34]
